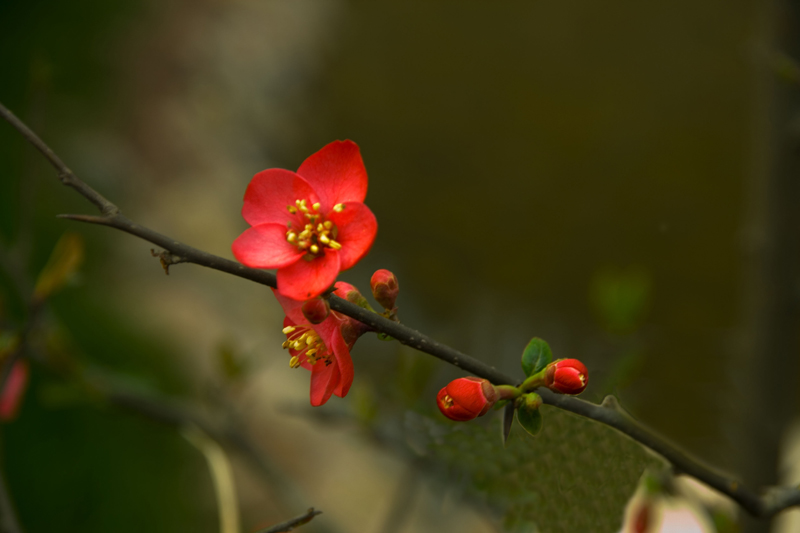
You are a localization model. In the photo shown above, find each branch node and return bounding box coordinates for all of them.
[600,394,623,412]
[151,249,186,275]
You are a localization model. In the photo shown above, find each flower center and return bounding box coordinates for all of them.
[285,199,345,257]
[441,394,454,408]
[282,325,333,368]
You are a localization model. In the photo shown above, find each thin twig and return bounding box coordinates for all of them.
[254,508,322,533]
[2,99,798,519]
[0,467,23,533]
[181,424,240,533]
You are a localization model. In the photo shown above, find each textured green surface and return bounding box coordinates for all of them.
[409,406,663,532]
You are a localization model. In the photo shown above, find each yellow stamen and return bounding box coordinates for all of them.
[333,203,345,212]
[312,202,321,211]
[289,355,300,368]
[319,234,330,244]
[287,205,297,214]
[310,244,319,254]
[329,240,342,250]
[282,326,296,335]
[324,221,333,229]
[286,232,297,243]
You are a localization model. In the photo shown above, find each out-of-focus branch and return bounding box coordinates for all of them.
[2,100,798,519]
[254,508,322,533]
[0,468,23,533]
[181,425,240,533]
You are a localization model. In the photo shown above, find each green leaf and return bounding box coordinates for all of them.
[521,337,553,377]
[516,403,544,437]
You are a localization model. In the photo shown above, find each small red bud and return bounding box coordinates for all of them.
[436,377,498,421]
[0,360,29,421]
[370,269,399,310]
[301,297,330,324]
[545,358,589,395]
[333,281,371,309]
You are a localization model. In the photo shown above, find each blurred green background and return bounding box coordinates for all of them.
[1,1,796,532]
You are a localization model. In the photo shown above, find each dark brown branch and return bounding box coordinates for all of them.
[254,508,322,533]
[2,99,798,519]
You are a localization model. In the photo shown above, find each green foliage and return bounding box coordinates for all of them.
[520,337,552,378]
[590,266,651,335]
[515,401,543,437]
[410,406,663,532]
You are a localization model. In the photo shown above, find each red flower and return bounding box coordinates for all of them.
[274,282,367,406]
[545,358,588,395]
[436,377,498,421]
[233,140,378,301]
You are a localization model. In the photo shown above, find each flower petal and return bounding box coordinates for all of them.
[276,248,341,300]
[309,358,340,406]
[296,140,368,212]
[331,330,353,398]
[327,202,377,270]
[277,295,306,327]
[232,224,303,269]
[242,169,319,227]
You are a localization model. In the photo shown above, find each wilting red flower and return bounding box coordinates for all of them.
[545,358,588,395]
[436,377,498,421]
[0,359,29,421]
[274,282,368,406]
[233,140,378,300]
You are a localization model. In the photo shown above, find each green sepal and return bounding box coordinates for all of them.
[516,393,544,437]
[493,399,510,410]
[521,337,553,377]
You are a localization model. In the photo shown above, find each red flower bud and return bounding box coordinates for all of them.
[370,269,399,310]
[301,297,330,324]
[0,359,29,421]
[545,358,588,395]
[436,377,498,421]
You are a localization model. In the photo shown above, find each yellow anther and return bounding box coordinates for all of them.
[298,230,310,239]
[287,205,297,214]
[282,340,291,349]
[289,355,300,368]
[329,240,342,250]
[293,340,304,350]
[310,244,320,254]
[306,335,318,346]
[306,348,318,357]
[282,326,296,335]
[333,203,345,212]
[286,233,297,243]
[324,221,333,229]
[317,223,324,232]
[312,202,321,211]
[319,234,330,244]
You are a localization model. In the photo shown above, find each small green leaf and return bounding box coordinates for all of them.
[516,403,543,437]
[521,337,553,377]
